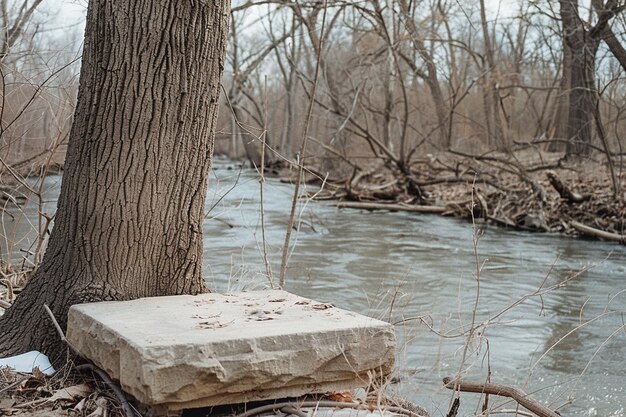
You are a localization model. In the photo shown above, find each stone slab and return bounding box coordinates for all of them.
[67,290,395,410]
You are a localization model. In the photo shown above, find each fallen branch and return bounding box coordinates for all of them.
[281,405,308,417]
[234,400,429,417]
[569,220,625,243]
[448,148,548,202]
[337,201,447,214]
[546,171,590,203]
[442,377,560,417]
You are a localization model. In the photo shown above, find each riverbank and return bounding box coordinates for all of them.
[291,150,625,245]
[2,157,625,415]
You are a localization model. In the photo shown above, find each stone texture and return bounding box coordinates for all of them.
[67,290,395,410]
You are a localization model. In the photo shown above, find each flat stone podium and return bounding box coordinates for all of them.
[67,290,395,411]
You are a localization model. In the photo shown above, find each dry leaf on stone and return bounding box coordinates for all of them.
[192,299,214,306]
[195,320,232,329]
[268,298,287,303]
[295,300,310,305]
[191,313,221,320]
[312,303,333,310]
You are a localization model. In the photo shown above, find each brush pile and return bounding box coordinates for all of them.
[305,150,625,244]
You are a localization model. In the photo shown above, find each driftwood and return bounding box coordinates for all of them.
[546,171,590,203]
[443,377,560,417]
[569,220,625,243]
[337,201,447,214]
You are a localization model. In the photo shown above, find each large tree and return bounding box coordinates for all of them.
[0,0,230,360]
[559,0,625,156]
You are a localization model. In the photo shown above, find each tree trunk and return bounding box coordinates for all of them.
[548,34,571,151]
[397,0,450,149]
[0,0,230,361]
[565,42,597,155]
[560,0,601,156]
[479,0,505,149]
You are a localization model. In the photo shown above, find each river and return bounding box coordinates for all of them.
[2,157,625,416]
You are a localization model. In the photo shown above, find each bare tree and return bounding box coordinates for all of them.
[559,0,625,156]
[0,0,231,360]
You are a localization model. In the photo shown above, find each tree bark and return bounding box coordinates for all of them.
[0,0,230,361]
[559,0,622,156]
[479,0,505,149]
[548,32,571,151]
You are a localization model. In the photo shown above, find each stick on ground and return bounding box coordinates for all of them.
[443,377,560,417]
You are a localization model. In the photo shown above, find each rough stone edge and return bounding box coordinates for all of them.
[162,371,388,411]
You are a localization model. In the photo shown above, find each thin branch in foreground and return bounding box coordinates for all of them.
[234,400,429,417]
[443,377,560,417]
[43,304,136,417]
[278,0,328,288]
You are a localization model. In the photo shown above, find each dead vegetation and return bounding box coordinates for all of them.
[0,364,128,417]
[292,148,625,244]
[0,363,434,417]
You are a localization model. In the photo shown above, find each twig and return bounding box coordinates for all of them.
[278,0,328,288]
[0,377,29,394]
[486,410,534,417]
[446,398,460,417]
[442,377,560,417]
[234,400,428,417]
[258,75,273,286]
[281,405,309,417]
[76,364,135,417]
[43,304,77,353]
[43,303,90,378]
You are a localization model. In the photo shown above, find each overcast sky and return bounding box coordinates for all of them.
[50,0,519,38]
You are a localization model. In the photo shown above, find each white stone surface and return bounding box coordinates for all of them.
[67,290,395,410]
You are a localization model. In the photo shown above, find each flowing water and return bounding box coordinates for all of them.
[2,157,625,416]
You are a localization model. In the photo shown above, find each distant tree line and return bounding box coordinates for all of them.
[217,0,626,175]
[2,0,626,179]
